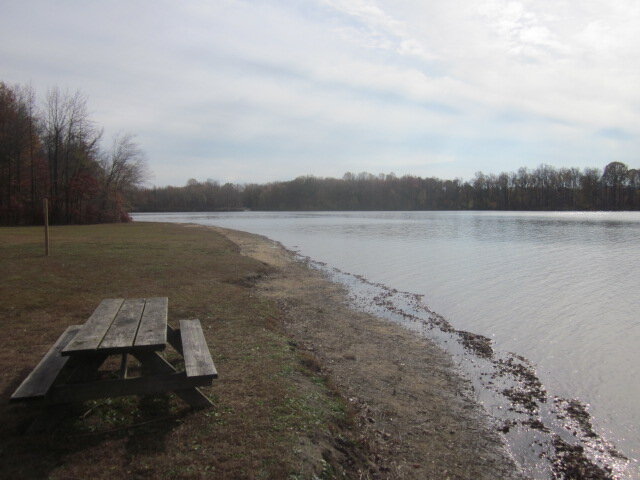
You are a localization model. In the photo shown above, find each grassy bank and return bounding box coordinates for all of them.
[0,222,359,479]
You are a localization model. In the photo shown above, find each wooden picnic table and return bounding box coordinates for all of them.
[11,297,217,408]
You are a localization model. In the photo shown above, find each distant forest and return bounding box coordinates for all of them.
[4,79,638,222]
[0,82,146,225]
[132,162,639,212]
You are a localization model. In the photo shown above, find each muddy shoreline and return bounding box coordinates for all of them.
[211,226,522,479]
[211,225,633,479]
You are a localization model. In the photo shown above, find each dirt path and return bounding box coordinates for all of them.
[213,226,525,479]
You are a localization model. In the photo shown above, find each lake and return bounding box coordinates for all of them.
[134,210,640,478]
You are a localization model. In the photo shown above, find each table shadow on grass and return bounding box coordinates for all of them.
[0,392,194,479]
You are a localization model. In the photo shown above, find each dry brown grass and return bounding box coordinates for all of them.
[0,222,360,479]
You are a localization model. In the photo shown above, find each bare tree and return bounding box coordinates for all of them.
[42,87,101,221]
[100,133,148,220]
[15,85,39,209]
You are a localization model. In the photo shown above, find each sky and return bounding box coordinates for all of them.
[1,0,639,186]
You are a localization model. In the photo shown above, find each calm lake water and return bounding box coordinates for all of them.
[134,211,640,475]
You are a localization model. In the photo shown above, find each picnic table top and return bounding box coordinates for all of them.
[62,297,168,356]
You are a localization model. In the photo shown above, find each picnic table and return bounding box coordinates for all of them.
[10,297,217,408]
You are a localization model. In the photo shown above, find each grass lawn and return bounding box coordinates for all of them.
[0,222,355,479]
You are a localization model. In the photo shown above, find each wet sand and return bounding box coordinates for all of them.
[212,226,525,479]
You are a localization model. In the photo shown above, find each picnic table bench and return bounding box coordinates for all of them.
[10,297,217,408]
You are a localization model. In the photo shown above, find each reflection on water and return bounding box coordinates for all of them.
[134,210,640,473]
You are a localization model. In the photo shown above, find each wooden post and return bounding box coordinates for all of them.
[43,197,50,256]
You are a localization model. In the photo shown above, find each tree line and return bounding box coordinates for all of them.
[0,82,147,225]
[132,162,640,212]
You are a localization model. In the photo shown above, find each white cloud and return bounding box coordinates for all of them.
[1,0,639,185]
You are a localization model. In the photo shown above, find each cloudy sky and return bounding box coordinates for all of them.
[1,0,639,186]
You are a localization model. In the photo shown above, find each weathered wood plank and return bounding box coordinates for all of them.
[134,351,214,408]
[134,297,167,349]
[180,319,217,379]
[48,372,212,404]
[100,298,146,351]
[62,299,123,355]
[11,325,82,401]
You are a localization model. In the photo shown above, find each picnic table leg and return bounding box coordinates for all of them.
[119,354,129,379]
[132,351,213,408]
[67,354,109,383]
[166,324,183,355]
